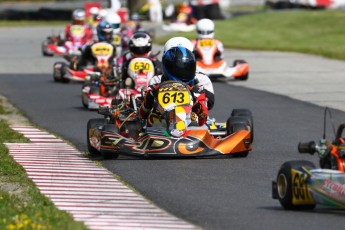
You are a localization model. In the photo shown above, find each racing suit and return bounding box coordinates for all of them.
[64,24,93,44]
[140,73,211,126]
[192,39,224,62]
[148,72,214,110]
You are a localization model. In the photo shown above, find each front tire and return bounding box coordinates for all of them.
[276,160,316,210]
[87,118,106,155]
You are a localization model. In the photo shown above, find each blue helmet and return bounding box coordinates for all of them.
[162,46,196,84]
[97,21,113,42]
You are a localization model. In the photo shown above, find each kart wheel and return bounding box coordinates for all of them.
[53,61,65,82]
[276,160,316,210]
[231,109,254,143]
[238,73,248,81]
[60,63,70,83]
[81,83,91,108]
[42,40,53,57]
[87,118,106,155]
[227,115,253,144]
[101,124,120,160]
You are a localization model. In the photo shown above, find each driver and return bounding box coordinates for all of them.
[149,37,215,111]
[77,21,117,69]
[64,9,92,43]
[120,31,162,88]
[140,46,208,126]
[192,18,224,62]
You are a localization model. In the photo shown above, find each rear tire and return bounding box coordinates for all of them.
[53,62,66,82]
[60,63,70,83]
[42,39,53,57]
[277,160,316,210]
[231,109,254,143]
[87,118,106,155]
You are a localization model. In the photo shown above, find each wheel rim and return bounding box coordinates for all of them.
[277,173,287,199]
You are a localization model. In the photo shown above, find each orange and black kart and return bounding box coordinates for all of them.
[298,107,345,172]
[87,81,253,159]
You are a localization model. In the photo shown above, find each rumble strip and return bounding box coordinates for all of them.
[5,126,199,230]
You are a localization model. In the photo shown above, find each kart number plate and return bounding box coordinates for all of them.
[70,25,85,36]
[91,43,114,57]
[291,169,314,205]
[130,61,153,73]
[113,35,121,45]
[199,39,214,47]
[158,90,190,108]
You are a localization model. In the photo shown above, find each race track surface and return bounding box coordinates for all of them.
[1,26,345,229]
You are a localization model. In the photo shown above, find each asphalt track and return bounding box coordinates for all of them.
[1,26,345,229]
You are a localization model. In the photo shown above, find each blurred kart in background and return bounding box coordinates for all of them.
[54,41,114,83]
[42,25,92,57]
[194,39,249,80]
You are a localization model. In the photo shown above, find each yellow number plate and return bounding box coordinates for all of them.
[130,61,153,73]
[91,43,113,56]
[158,90,190,108]
[199,39,214,47]
[113,35,121,45]
[291,169,314,205]
[70,25,85,36]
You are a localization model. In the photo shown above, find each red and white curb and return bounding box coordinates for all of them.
[5,126,199,230]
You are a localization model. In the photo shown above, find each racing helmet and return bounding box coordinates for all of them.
[128,31,152,56]
[163,37,194,53]
[97,21,114,42]
[162,46,196,84]
[72,9,86,25]
[196,18,215,39]
[89,7,101,22]
[105,12,121,34]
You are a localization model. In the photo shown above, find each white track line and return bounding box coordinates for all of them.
[5,126,199,230]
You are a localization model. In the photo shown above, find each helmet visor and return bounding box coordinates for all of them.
[197,30,214,35]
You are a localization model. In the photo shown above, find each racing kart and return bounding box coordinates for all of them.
[162,12,196,32]
[42,25,91,57]
[194,39,249,81]
[54,42,114,83]
[272,160,345,210]
[87,80,253,159]
[82,56,156,109]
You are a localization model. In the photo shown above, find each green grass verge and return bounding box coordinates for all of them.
[155,9,345,60]
[0,116,88,229]
[0,20,68,27]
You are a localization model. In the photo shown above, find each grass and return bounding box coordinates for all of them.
[156,9,345,60]
[0,103,88,229]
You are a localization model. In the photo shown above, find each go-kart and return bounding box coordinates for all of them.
[194,39,249,81]
[42,25,91,57]
[82,56,156,109]
[162,12,196,32]
[87,80,253,159]
[54,42,114,83]
[272,160,345,210]
[272,107,345,210]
